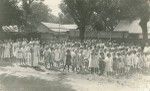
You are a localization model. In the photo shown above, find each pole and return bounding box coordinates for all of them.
[59,14,62,40]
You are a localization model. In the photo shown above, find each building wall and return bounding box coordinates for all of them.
[68,30,128,39]
[37,24,54,33]
[40,33,55,40]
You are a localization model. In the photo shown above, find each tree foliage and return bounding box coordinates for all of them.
[62,0,150,43]
[62,0,98,41]
[59,2,74,24]
[119,0,149,19]
[28,2,50,31]
[92,0,120,31]
[0,0,23,30]
[21,0,44,17]
[61,0,120,41]
[20,0,45,32]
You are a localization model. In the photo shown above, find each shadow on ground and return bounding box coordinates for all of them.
[0,73,76,91]
[0,60,13,67]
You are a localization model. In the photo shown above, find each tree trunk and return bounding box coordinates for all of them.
[79,26,85,43]
[139,18,149,46]
[0,25,3,32]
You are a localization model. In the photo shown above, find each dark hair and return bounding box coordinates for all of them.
[100,52,104,55]
[67,49,70,53]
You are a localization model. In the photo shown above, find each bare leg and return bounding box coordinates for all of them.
[63,65,67,71]
[68,65,70,72]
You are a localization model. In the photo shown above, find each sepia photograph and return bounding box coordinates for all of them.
[0,0,150,91]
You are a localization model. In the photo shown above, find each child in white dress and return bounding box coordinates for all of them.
[104,53,113,76]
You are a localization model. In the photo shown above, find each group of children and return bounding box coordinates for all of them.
[0,39,40,67]
[42,39,150,76]
[0,39,150,76]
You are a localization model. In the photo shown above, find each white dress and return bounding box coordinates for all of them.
[60,49,66,62]
[89,54,99,68]
[105,57,113,72]
[130,54,136,67]
[37,45,40,63]
[4,43,10,58]
[126,55,132,66]
[32,45,39,67]
[17,47,23,59]
[25,46,32,66]
[54,49,61,62]
[83,49,90,60]
[145,55,150,68]
[13,42,19,58]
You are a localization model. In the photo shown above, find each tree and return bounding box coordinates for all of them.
[58,13,74,24]
[62,0,98,42]
[59,3,74,24]
[92,0,120,31]
[28,2,50,31]
[48,13,74,24]
[0,0,23,31]
[21,0,44,20]
[48,14,59,24]
[0,0,52,32]
[21,0,45,31]
[119,0,150,45]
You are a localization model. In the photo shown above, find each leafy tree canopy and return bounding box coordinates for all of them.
[0,0,23,27]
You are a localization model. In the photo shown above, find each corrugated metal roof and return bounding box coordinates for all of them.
[50,29,68,32]
[62,24,78,30]
[42,22,65,29]
[2,25,18,32]
[41,22,77,33]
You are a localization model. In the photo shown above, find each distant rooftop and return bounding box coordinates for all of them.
[2,25,18,32]
[41,22,78,32]
[114,19,150,34]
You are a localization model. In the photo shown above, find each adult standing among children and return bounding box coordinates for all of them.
[79,49,85,73]
[17,45,23,65]
[99,52,106,75]
[31,42,39,68]
[71,50,80,72]
[60,46,66,67]
[112,52,118,75]
[71,50,76,72]
[25,43,32,66]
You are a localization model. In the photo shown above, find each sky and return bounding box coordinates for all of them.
[44,0,62,16]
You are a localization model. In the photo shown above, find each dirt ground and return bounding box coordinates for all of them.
[0,65,150,91]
